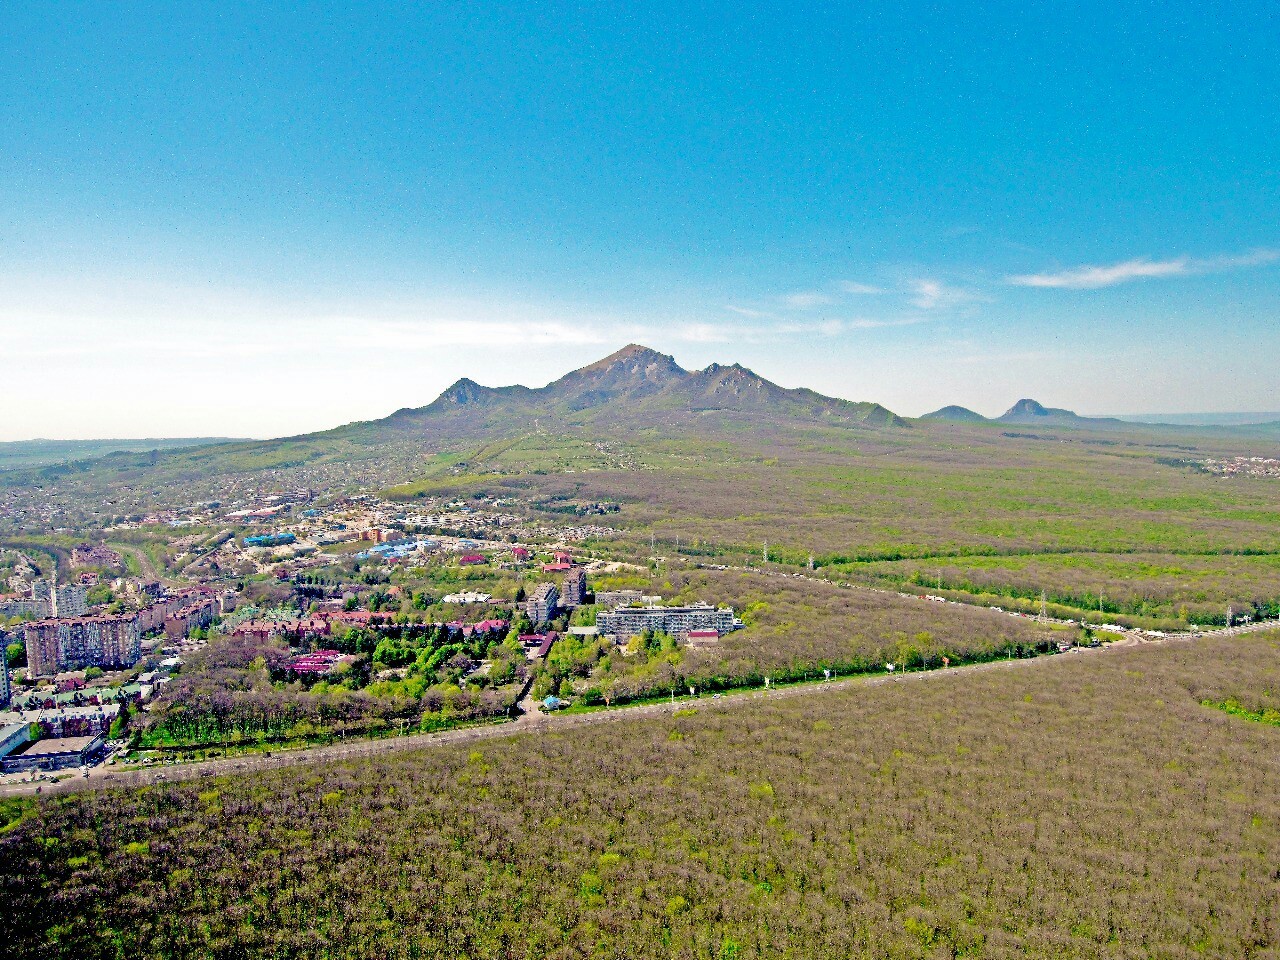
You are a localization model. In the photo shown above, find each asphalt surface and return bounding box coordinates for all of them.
[5,560,1273,800]
[0,634,1188,800]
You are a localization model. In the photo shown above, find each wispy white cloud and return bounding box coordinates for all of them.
[909,279,975,310]
[724,304,774,319]
[1008,248,1280,289]
[843,316,931,330]
[670,322,736,343]
[1008,257,1189,289]
[769,316,932,337]
[782,291,834,309]
[838,281,885,295]
[1201,248,1280,270]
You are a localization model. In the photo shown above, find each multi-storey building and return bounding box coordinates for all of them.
[595,590,660,607]
[0,595,48,618]
[561,569,587,606]
[163,598,218,638]
[0,654,10,708]
[53,582,89,618]
[24,614,142,677]
[526,582,559,625]
[596,602,740,641]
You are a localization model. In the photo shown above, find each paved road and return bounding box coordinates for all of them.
[6,559,1273,801]
[0,638,1161,800]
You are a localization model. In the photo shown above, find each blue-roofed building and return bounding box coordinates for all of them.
[244,533,296,548]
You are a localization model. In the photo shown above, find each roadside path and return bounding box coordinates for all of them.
[5,557,1273,800]
[0,634,1192,800]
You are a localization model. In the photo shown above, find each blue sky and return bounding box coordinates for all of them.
[2,2,1278,439]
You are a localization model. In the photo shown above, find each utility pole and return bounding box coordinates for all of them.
[1040,589,1047,622]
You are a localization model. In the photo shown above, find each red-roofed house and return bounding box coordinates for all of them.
[686,628,720,648]
[459,553,487,566]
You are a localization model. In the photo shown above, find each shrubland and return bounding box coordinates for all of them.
[537,569,1062,705]
[3,633,1277,958]
[381,419,1280,622]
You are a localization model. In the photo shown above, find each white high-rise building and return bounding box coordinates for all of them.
[47,573,88,619]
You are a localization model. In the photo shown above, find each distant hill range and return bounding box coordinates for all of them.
[919,399,1280,431]
[0,437,243,472]
[921,399,1157,429]
[345,343,908,438]
[918,405,987,423]
[995,398,1125,428]
[1106,412,1280,427]
[7,346,1277,489]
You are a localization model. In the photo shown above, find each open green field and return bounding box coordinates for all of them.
[386,419,1280,624]
[4,632,1277,959]
[848,551,1280,624]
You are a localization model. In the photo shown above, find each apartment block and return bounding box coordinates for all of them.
[24,614,142,677]
[526,582,560,625]
[561,569,587,606]
[596,602,740,640]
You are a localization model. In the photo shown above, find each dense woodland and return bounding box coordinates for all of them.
[3,633,1277,958]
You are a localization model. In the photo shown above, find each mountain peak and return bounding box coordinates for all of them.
[545,344,687,410]
[996,398,1122,427]
[612,343,673,360]
[920,405,988,423]
[582,344,685,373]
[1002,399,1049,418]
[435,378,493,406]
[375,345,909,433]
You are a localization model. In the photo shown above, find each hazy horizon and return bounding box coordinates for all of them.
[3,4,1277,439]
[2,339,1277,444]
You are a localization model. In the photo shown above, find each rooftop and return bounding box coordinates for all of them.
[9,734,102,758]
